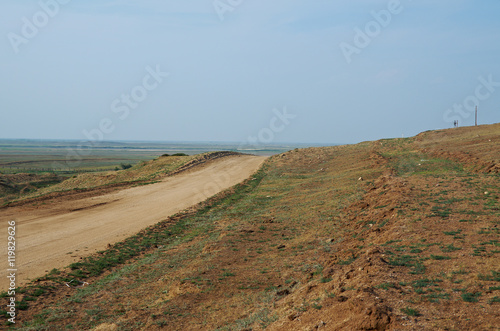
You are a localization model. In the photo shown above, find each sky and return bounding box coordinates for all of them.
[1,0,499,145]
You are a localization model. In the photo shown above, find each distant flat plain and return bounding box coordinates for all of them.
[0,139,317,174]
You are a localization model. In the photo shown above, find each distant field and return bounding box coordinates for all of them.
[0,139,308,174]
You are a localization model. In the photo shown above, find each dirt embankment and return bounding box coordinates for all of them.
[0,154,266,290]
[2,151,244,209]
[0,173,64,204]
[415,123,500,173]
[6,124,500,331]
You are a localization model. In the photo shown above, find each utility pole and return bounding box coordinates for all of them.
[475,106,478,126]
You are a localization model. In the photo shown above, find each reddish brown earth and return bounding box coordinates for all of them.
[2,124,499,330]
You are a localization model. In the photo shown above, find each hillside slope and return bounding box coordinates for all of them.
[5,124,500,330]
[0,152,244,208]
[0,154,265,290]
[0,173,64,205]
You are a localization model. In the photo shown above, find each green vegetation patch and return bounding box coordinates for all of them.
[461,292,482,303]
[401,307,421,317]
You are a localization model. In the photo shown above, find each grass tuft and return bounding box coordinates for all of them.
[401,307,421,316]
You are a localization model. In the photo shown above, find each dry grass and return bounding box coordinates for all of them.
[4,124,500,330]
[27,154,195,195]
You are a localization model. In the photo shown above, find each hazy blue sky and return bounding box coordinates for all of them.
[1,0,499,144]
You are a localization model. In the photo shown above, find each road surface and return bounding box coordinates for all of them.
[0,154,267,290]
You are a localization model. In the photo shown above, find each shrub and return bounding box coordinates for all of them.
[430,255,451,260]
[388,255,415,267]
[478,271,500,282]
[401,307,420,316]
[461,292,481,303]
[376,283,396,290]
[338,256,356,265]
[488,296,500,304]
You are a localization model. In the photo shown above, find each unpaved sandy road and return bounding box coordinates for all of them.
[0,155,267,290]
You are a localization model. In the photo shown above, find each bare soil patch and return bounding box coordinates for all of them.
[0,154,266,290]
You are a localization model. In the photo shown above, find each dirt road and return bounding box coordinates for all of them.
[0,154,267,290]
